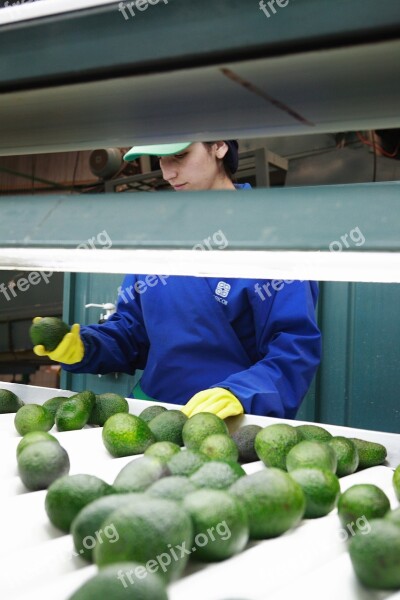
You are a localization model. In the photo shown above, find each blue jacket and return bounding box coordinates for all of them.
[64,184,321,418]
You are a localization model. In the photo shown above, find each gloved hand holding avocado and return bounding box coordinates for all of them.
[30,317,244,418]
[30,317,84,365]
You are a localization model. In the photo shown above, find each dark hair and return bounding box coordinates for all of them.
[204,141,238,182]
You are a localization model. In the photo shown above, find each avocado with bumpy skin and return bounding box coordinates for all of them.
[328,436,359,477]
[231,424,262,463]
[230,468,306,539]
[56,397,91,431]
[68,562,168,599]
[255,424,303,471]
[296,424,332,442]
[18,441,70,491]
[88,393,129,426]
[350,438,387,470]
[148,410,188,446]
[286,440,337,474]
[0,388,24,413]
[338,484,390,528]
[29,317,70,351]
[349,519,400,589]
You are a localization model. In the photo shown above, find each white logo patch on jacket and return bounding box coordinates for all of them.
[214,281,231,305]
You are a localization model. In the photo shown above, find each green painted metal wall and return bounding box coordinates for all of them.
[62,274,400,433]
[310,282,399,432]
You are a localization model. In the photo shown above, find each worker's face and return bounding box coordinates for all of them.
[158,142,233,191]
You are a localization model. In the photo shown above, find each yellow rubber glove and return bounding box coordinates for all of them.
[33,320,85,365]
[182,387,244,419]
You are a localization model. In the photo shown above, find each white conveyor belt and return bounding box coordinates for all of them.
[0,382,399,600]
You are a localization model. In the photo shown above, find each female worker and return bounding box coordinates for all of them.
[34,141,321,419]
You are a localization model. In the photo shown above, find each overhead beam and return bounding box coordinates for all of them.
[1,39,400,155]
[0,183,399,251]
[0,183,399,282]
[1,0,399,91]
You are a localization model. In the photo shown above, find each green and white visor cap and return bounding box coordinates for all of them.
[123,142,192,162]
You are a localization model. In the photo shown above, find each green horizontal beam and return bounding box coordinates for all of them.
[2,39,400,156]
[0,0,399,91]
[0,182,399,251]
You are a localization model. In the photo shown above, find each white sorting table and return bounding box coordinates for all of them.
[0,382,399,600]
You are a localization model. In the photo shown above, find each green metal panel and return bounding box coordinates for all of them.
[306,282,400,433]
[1,0,399,90]
[348,283,400,432]
[1,183,399,251]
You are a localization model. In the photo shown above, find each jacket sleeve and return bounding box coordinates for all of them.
[211,280,322,418]
[62,274,149,375]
